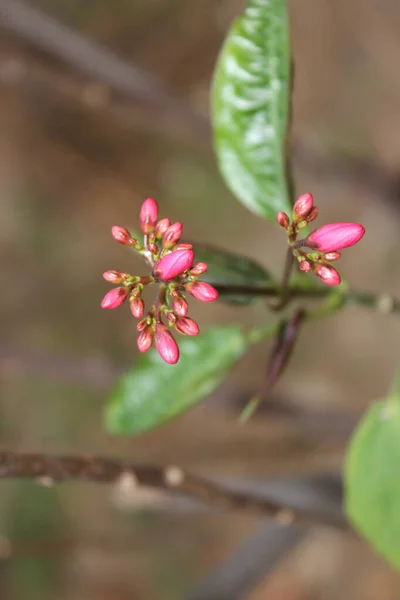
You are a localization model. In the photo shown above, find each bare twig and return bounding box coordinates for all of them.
[0,451,346,529]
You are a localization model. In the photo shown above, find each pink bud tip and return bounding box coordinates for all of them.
[186,281,218,302]
[154,324,179,364]
[276,211,290,229]
[172,296,188,316]
[111,226,131,245]
[324,251,341,261]
[140,198,159,234]
[293,193,313,220]
[162,222,183,249]
[176,317,199,336]
[307,222,365,253]
[299,260,311,273]
[137,328,153,353]
[174,243,193,251]
[101,287,129,309]
[130,297,145,319]
[189,262,208,276]
[154,249,194,280]
[306,206,318,223]
[103,270,123,283]
[313,263,341,286]
[155,218,170,237]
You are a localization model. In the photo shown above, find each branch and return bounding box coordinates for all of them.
[0,451,347,529]
[0,0,210,144]
[215,283,400,314]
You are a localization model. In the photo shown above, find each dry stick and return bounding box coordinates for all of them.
[0,451,346,529]
[0,0,210,144]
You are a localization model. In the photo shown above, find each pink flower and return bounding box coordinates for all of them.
[154,249,194,280]
[103,270,124,283]
[189,262,208,276]
[140,198,158,234]
[293,193,313,220]
[130,297,144,319]
[186,281,218,302]
[154,324,179,364]
[112,226,131,245]
[155,218,170,237]
[175,317,199,336]
[162,222,183,249]
[172,296,188,316]
[101,287,129,309]
[137,328,153,353]
[307,223,365,253]
[276,211,289,229]
[313,263,341,286]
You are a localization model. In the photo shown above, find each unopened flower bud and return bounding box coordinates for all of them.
[155,323,179,364]
[306,206,318,223]
[101,287,129,309]
[174,243,193,251]
[185,281,218,302]
[175,317,199,336]
[298,259,311,273]
[111,226,131,245]
[140,198,158,234]
[188,262,208,276]
[154,249,194,280]
[313,263,341,286]
[307,222,365,253]
[163,222,183,249]
[165,311,177,323]
[103,270,124,283]
[130,297,145,319]
[276,211,290,229]
[293,193,313,221]
[155,218,170,237]
[148,242,158,254]
[137,328,153,353]
[172,296,188,316]
[324,251,341,261]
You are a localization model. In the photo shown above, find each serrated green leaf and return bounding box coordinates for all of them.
[345,395,400,570]
[195,243,275,304]
[212,0,291,221]
[106,326,249,436]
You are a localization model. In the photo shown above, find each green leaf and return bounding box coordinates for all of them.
[194,243,275,304]
[345,394,400,570]
[212,0,292,221]
[106,326,249,436]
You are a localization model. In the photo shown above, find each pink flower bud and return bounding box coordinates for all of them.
[293,193,313,220]
[103,270,124,283]
[324,251,341,261]
[130,297,145,318]
[137,328,153,353]
[154,249,194,280]
[188,262,208,276]
[185,281,218,302]
[174,243,193,251]
[154,324,179,364]
[155,218,170,237]
[306,206,318,223]
[299,260,311,273]
[176,317,199,336]
[313,263,341,286]
[162,222,183,249]
[172,296,188,316]
[111,226,131,245]
[307,222,365,253]
[101,287,129,309]
[276,211,290,229]
[140,198,158,234]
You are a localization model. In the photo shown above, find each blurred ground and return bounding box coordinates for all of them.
[1,0,400,598]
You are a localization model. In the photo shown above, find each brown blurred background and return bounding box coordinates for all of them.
[1,0,400,598]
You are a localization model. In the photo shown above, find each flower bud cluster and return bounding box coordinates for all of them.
[101,198,218,364]
[276,194,365,286]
